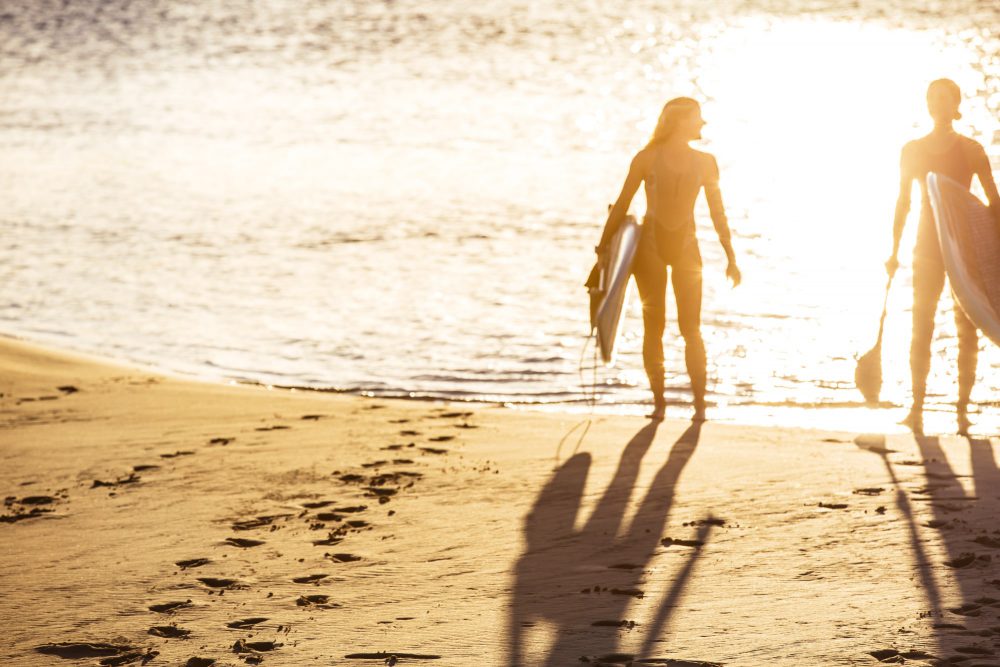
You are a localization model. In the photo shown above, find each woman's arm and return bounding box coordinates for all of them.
[887,143,916,276]
[703,154,734,262]
[973,143,1000,226]
[597,152,646,251]
[703,154,740,286]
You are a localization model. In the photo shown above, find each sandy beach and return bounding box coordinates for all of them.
[1,335,999,666]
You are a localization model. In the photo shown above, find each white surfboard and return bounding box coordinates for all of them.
[928,171,1000,347]
[595,216,641,364]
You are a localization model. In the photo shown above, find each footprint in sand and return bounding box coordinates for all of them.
[339,474,366,483]
[581,587,644,599]
[185,658,215,667]
[100,649,159,666]
[326,553,362,563]
[176,558,211,570]
[159,450,195,459]
[232,515,288,531]
[226,617,268,629]
[292,574,329,584]
[208,437,233,445]
[225,537,265,548]
[148,625,191,638]
[302,500,336,509]
[312,533,344,546]
[149,600,192,613]
[132,464,160,472]
[232,639,281,653]
[660,537,705,548]
[683,518,727,527]
[944,553,978,569]
[343,652,442,661]
[581,653,719,666]
[315,512,344,522]
[948,603,982,617]
[16,495,57,505]
[296,594,340,609]
[590,620,638,629]
[973,536,1000,549]
[35,642,134,659]
[973,596,1000,607]
[197,577,241,589]
[1,494,62,523]
[92,473,141,488]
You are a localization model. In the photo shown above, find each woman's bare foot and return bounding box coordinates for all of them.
[957,410,971,436]
[692,402,707,422]
[648,402,666,421]
[900,408,923,436]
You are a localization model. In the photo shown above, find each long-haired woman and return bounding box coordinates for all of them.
[597,97,740,421]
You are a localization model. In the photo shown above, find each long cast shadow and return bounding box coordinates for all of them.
[913,433,1000,658]
[509,422,710,665]
[867,432,1000,661]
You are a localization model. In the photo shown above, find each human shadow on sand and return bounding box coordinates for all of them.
[509,422,716,666]
[913,434,1000,660]
[861,431,1000,662]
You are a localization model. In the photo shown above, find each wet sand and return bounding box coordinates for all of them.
[3,335,1000,666]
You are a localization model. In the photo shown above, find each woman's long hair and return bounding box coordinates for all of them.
[647,97,700,147]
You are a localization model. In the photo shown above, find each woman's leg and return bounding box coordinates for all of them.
[907,256,945,433]
[954,298,978,434]
[672,265,706,420]
[632,245,668,417]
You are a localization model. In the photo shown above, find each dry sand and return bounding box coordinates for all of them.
[2,335,1000,666]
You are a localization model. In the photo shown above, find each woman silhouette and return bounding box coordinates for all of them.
[597,97,740,421]
[886,79,1000,435]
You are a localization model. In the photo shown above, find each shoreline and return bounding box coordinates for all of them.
[3,335,1000,664]
[2,331,992,439]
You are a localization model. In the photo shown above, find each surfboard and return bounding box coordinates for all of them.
[593,216,641,364]
[927,171,1000,347]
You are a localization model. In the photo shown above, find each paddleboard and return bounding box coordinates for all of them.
[594,215,641,364]
[928,171,1000,347]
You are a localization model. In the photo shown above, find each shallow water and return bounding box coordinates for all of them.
[1,0,998,432]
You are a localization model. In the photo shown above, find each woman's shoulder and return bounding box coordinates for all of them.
[901,137,925,156]
[690,149,720,176]
[631,146,656,168]
[957,133,988,159]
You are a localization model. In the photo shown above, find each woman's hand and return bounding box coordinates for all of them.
[885,254,899,278]
[726,261,742,288]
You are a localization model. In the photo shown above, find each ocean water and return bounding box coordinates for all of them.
[1,0,998,432]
